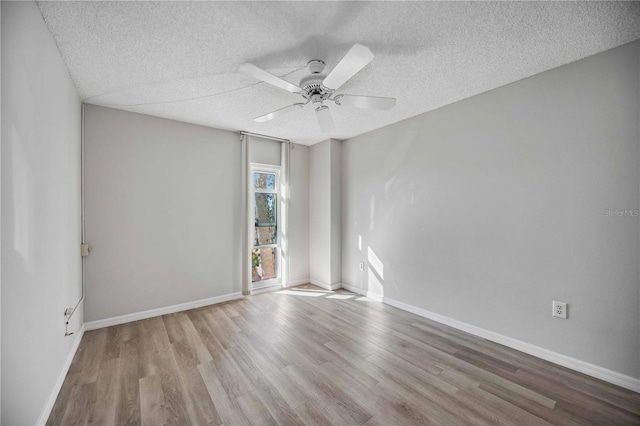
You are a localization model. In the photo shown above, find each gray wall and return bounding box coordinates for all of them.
[330,140,342,285]
[289,144,310,283]
[84,105,242,322]
[341,41,640,378]
[310,141,331,285]
[84,109,311,321]
[310,139,341,288]
[1,2,83,424]
[250,137,281,166]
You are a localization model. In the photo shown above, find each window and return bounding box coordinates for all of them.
[251,166,281,287]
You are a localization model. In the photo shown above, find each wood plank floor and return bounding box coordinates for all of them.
[48,284,640,425]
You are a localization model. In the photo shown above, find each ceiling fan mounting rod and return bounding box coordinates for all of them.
[307,59,326,74]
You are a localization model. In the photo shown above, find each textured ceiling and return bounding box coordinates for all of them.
[38,1,640,145]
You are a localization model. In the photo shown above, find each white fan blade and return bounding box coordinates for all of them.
[254,103,304,122]
[316,106,335,132]
[337,94,396,110]
[240,63,302,93]
[322,43,374,90]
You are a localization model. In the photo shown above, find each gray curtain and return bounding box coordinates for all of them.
[241,134,252,296]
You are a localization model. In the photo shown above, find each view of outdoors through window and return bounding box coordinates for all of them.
[252,171,278,283]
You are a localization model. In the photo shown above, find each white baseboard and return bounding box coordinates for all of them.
[85,292,243,331]
[309,278,342,291]
[37,324,86,425]
[382,296,640,393]
[341,283,383,302]
[287,277,311,286]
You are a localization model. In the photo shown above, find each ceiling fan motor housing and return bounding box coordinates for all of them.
[300,60,333,103]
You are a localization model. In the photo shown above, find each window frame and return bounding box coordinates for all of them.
[250,163,282,289]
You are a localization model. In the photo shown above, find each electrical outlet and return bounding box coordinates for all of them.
[552,301,567,319]
[359,261,364,271]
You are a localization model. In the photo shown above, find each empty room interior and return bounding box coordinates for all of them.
[2,1,640,425]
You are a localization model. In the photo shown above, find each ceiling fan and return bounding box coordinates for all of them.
[239,43,396,132]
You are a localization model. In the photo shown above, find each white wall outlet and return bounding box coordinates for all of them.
[359,261,364,271]
[552,301,567,319]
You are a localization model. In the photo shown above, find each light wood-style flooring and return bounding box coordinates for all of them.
[48,284,640,425]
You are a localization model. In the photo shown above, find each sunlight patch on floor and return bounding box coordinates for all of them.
[354,296,377,302]
[288,288,333,293]
[277,290,325,297]
[326,294,354,300]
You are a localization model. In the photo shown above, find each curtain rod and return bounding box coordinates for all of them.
[240,131,290,143]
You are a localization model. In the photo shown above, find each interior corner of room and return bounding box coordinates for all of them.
[1,1,639,425]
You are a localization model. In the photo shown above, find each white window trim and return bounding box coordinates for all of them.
[250,163,282,289]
